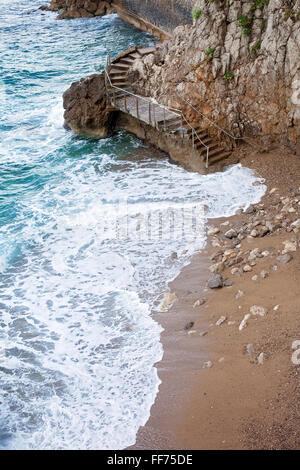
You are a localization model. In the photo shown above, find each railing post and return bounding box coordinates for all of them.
[192,129,194,149]
[113,89,116,107]
[148,102,151,125]
[206,148,209,169]
[153,104,156,128]
[163,108,166,131]
[136,98,139,118]
[124,95,127,112]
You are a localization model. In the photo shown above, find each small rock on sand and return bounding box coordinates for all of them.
[160,292,177,311]
[184,321,194,331]
[282,240,297,254]
[260,270,269,278]
[277,253,293,264]
[239,313,251,331]
[235,290,244,299]
[243,264,252,272]
[193,298,206,308]
[257,352,265,365]
[225,229,237,239]
[203,361,213,369]
[250,305,268,317]
[199,330,208,337]
[246,343,255,356]
[208,227,220,236]
[216,315,227,326]
[209,261,225,274]
[207,274,224,289]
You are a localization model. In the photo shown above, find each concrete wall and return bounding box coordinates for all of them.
[115,0,195,32]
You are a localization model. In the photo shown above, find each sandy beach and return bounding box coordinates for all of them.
[131,143,300,450]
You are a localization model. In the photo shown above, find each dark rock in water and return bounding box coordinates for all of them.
[171,252,178,260]
[184,321,194,331]
[277,253,293,264]
[63,73,114,137]
[207,274,224,289]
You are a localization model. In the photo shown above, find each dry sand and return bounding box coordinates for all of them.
[130,143,300,450]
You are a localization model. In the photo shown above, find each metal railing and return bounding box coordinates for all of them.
[105,53,210,167]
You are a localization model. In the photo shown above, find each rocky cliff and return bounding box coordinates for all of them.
[129,0,300,152]
[48,0,114,19]
[63,73,114,136]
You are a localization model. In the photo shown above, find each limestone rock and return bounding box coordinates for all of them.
[250,305,268,317]
[277,253,293,264]
[225,229,237,239]
[239,314,251,331]
[216,316,227,326]
[63,73,113,137]
[160,292,177,312]
[207,274,224,289]
[282,240,297,254]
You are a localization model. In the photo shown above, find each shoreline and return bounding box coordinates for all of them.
[130,142,300,450]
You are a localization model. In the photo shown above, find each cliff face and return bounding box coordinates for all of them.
[116,0,195,32]
[47,1,197,27]
[48,0,114,19]
[129,0,300,152]
[63,74,114,137]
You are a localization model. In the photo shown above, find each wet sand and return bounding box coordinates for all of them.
[130,144,300,450]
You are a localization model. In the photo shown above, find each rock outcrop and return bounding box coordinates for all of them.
[48,0,114,19]
[128,0,300,152]
[63,73,114,137]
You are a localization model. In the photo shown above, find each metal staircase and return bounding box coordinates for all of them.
[104,47,232,168]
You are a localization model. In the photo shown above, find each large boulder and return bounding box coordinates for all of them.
[63,73,114,137]
[48,0,114,19]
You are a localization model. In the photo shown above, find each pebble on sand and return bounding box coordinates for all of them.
[239,314,251,331]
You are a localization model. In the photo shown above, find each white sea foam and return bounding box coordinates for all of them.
[0,155,266,450]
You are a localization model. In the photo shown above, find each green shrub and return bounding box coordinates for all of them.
[249,40,262,55]
[238,15,253,28]
[224,71,234,81]
[205,47,216,56]
[284,9,300,21]
[254,0,269,7]
[192,8,202,20]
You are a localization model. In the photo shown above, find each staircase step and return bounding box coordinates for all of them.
[111,63,130,70]
[128,52,141,59]
[111,82,129,88]
[111,77,129,84]
[157,115,181,125]
[164,121,183,132]
[208,151,231,165]
[119,58,135,66]
[203,147,227,159]
[195,141,218,151]
[186,125,203,134]
[110,70,127,77]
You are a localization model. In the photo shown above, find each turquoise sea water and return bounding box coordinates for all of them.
[0,1,266,449]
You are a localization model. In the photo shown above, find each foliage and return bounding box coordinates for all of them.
[249,40,262,55]
[192,8,202,20]
[205,47,216,56]
[224,71,234,80]
[284,9,300,21]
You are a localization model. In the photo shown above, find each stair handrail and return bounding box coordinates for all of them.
[178,95,239,142]
[105,54,210,168]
